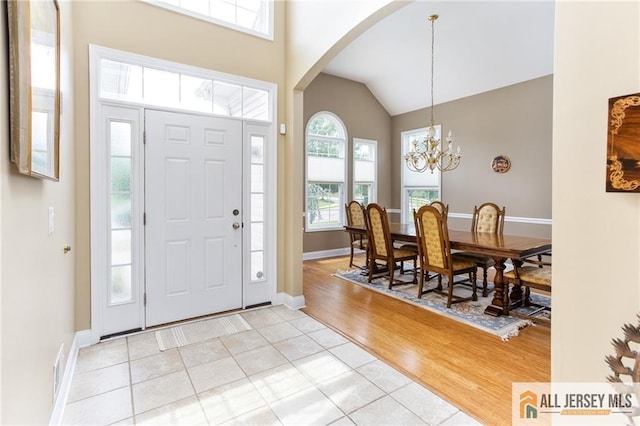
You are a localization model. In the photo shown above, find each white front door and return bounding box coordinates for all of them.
[144,110,243,326]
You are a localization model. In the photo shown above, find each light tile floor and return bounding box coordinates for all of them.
[62,305,481,425]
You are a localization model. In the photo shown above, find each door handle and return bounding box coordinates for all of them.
[233,222,240,229]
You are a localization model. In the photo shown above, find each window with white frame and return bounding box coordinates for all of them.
[353,138,377,206]
[401,126,442,223]
[305,112,347,231]
[99,58,271,121]
[143,0,273,40]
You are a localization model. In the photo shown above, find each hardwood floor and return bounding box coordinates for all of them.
[302,254,550,425]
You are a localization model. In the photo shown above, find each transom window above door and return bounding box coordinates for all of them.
[98,58,271,121]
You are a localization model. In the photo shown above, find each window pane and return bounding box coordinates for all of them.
[308,116,342,138]
[251,251,264,281]
[251,194,264,222]
[100,59,143,101]
[406,189,439,222]
[181,75,213,113]
[110,121,131,156]
[111,157,131,192]
[354,184,371,206]
[111,229,132,266]
[143,68,179,107]
[111,193,132,229]
[213,81,242,117]
[211,0,236,23]
[307,183,342,227]
[243,87,269,121]
[251,164,264,193]
[251,135,264,163]
[355,142,375,161]
[111,265,132,304]
[251,222,264,251]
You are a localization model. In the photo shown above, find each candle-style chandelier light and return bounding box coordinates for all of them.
[404,14,462,174]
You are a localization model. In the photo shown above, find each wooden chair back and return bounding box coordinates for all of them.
[471,202,505,234]
[413,204,452,275]
[429,201,449,219]
[365,203,392,259]
[346,200,366,228]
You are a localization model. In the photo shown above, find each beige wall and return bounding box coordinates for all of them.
[392,76,553,237]
[552,1,640,382]
[0,1,76,423]
[71,0,286,329]
[303,73,392,253]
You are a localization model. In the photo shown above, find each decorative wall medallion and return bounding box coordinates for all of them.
[491,155,511,173]
[606,92,640,192]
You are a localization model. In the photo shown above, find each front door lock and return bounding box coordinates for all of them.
[233,209,240,216]
[233,222,240,229]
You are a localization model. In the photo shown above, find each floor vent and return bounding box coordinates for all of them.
[53,344,64,402]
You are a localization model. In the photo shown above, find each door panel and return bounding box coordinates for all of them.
[145,110,242,327]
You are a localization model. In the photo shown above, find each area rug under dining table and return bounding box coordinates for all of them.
[334,269,550,340]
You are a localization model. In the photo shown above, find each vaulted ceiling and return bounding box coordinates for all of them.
[322,1,555,116]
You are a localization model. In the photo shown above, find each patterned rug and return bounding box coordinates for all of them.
[155,313,252,350]
[334,269,551,340]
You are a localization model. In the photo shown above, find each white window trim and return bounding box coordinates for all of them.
[141,0,274,41]
[353,137,377,205]
[305,111,348,232]
[400,127,442,223]
[89,44,277,343]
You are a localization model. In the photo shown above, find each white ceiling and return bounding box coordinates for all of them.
[322,1,555,116]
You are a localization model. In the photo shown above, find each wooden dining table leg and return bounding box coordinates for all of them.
[484,257,508,316]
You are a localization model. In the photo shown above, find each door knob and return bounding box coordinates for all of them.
[233,222,240,229]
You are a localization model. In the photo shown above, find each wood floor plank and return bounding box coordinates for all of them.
[302,254,550,425]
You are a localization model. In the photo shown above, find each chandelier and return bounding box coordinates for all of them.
[404,14,462,174]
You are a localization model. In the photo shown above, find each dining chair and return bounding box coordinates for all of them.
[364,203,417,287]
[406,200,449,278]
[503,253,551,325]
[456,202,505,297]
[413,204,478,308]
[345,200,369,269]
[429,200,449,218]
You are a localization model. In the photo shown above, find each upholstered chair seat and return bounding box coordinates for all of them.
[413,205,477,308]
[365,203,417,287]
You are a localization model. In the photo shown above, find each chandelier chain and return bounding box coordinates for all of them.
[403,13,462,174]
[430,16,435,127]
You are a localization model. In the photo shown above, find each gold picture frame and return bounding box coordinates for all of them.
[7,0,61,181]
[606,92,640,192]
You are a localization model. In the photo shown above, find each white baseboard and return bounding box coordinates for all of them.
[303,247,351,260]
[49,329,91,425]
[276,292,306,310]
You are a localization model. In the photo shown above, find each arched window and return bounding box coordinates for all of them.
[305,112,347,231]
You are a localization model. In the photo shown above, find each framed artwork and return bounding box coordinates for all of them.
[7,0,61,181]
[606,92,640,192]
[491,155,511,173]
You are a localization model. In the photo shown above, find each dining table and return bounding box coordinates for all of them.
[345,223,552,316]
